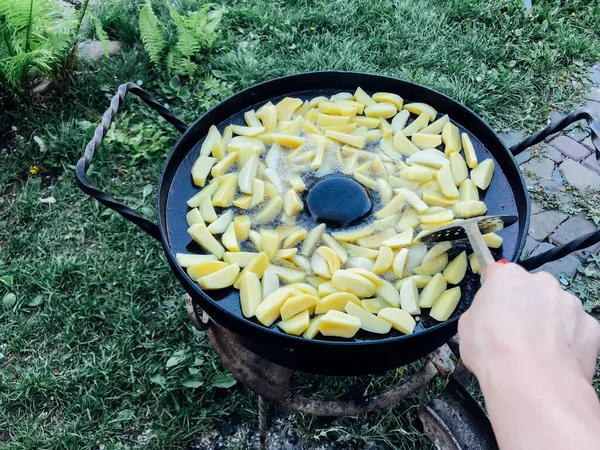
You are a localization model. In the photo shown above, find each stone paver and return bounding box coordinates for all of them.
[521,236,540,259]
[560,159,600,190]
[528,210,568,241]
[582,153,600,174]
[498,130,524,149]
[582,136,595,151]
[567,128,588,142]
[588,87,600,102]
[515,150,533,165]
[550,214,600,261]
[529,243,581,276]
[530,201,543,215]
[550,136,591,162]
[585,100,600,118]
[542,145,564,163]
[521,157,554,181]
[589,65,600,84]
[553,166,564,185]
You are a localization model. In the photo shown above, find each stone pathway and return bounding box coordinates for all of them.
[498,63,600,279]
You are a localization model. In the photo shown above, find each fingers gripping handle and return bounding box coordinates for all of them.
[75,82,188,241]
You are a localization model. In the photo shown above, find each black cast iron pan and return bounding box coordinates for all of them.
[76,72,600,375]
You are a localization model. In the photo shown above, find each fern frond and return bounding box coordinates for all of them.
[139,0,166,68]
[92,15,109,56]
[1,47,55,86]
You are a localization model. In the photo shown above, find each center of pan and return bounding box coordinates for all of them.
[305,176,373,227]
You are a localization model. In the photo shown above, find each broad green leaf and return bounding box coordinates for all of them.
[210,373,236,389]
[25,295,44,307]
[0,275,14,288]
[2,293,16,308]
[150,374,166,387]
[181,374,203,388]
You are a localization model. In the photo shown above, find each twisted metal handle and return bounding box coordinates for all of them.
[513,107,600,270]
[75,82,188,241]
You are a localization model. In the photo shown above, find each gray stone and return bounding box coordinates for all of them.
[78,40,121,60]
[560,159,600,190]
[527,210,568,241]
[542,145,564,163]
[550,214,600,261]
[530,201,543,214]
[498,130,524,149]
[582,136,595,151]
[32,78,52,94]
[567,128,589,142]
[530,243,581,276]
[588,66,600,85]
[538,179,568,203]
[549,136,591,162]
[515,150,533,165]
[585,100,600,118]
[520,236,540,260]
[553,166,564,185]
[521,157,555,181]
[587,87,600,102]
[550,110,564,125]
[582,153,600,174]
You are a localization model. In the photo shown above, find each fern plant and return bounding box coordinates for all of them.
[139,0,222,77]
[0,0,108,95]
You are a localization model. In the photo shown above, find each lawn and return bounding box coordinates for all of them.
[1,0,600,449]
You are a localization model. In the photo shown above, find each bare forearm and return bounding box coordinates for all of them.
[478,356,600,450]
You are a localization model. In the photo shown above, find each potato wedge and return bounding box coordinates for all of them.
[413,252,449,276]
[412,133,442,149]
[436,165,459,199]
[372,246,394,274]
[331,270,377,298]
[372,92,403,110]
[345,302,392,334]
[365,102,397,119]
[361,297,389,314]
[278,310,310,336]
[452,200,487,218]
[188,223,225,258]
[198,263,240,289]
[400,277,420,315]
[458,179,480,201]
[376,279,401,308]
[443,251,467,284]
[461,133,478,168]
[315,292,361,314]
[441,122,461,155]
[483,232,503,248]
[418,273,448,308]
[430,287,461,322]
[470,158,495,190]
[255,287,295,326]
[176,253,217,268]
[239,272,262,317]
[449,152,468,186]
[378,308,416,334]
[404,102,437,122]
[280,293,319,321]
[393,130,420,156]
[318,310,361,338]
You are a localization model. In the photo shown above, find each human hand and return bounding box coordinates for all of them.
[458,262,600,382]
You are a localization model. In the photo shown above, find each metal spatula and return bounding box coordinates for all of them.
[417,215,518,274]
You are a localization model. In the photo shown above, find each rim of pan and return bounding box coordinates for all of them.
[157,70,529,348]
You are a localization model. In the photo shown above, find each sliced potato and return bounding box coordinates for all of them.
[391,109,410,134]
[222,222,240,252]
[318,310,361,338]
[375,193,406,219]
[283,228,308,248]
[365,102,397,119]
[397,188,428,214]
[345,302,392,334]
[353,87,377,107]
[469,253,482,275]
[280,293,319,321]
[346,256,374,271]
[254,196,284,224]
[470,158,495,190]
[361,297,389,314]
[301,223,326,256]
[319,100,359,116]
[346,268,383,286]
[198,263,240,289]
[376,279,401,308]
[331,270,377,298]
[186,208,203,226]
[382,228,413,248]
[283,189,303,217]
[224,251,258,267]
[372,246,394,274]
[397,207,420,230]
[393,131,420,155]
[402,165,433,182]
[191,156,217,187]
[318,281,338,297]
[200,125,222,157]
[404,102,437,121]
[331,223,375,242]
[461,133,478,168]
[325,130,365,149]
[187,260,228,281]
[315,292,361,314]
[419,114,449,135]
[430,287,461,321]
[413,252,449,276]
[442,122,461,155]
[207,210,234,234]
[435,165,459,199]
[342,243,380,259]
[378,308,416,334]
[357,229,396,249]
[278,309,310,336]
[212,174,238,207]
[412,133,442,149]
[188,223,225,258]
[400,277,420,315]
[407,149,449,169]
[239,272,262,317]
[458,179,480,201]
[443,251,467,284]
[176,253,217,268]
[234,215,251,240]
[351,116,381,128]
[260,229,281,260]
[372,92,403,110]
[395,275,433,290]
[254,287,294,326]
[423,242,452,263]
[418,273,448,308]
[321,233,349,265]
[449,152,468,186]
[302,315,325,339]
[268,264,306,283]
[453,200,487,218]
[393,247,409,278]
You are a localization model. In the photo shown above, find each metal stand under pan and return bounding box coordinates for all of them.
[186,295,499,450]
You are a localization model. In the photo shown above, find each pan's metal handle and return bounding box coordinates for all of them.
[75,82,188,241]
[512,107,600,271]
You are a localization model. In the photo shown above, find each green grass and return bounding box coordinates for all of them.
[1,0,600,448]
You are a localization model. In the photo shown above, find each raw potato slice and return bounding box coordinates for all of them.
[210,152,237,178]
[423,242,452,263]
[240,272,262,317]
[373,214,400,231]
[277,248,298,260]
[411,133,442,149]
[378,308,416,334]
[353,172,377,189]
[372,92,403,109]
[261,103,277,132]
[331,223,375,242]
[376,279,401,307]
[346,268,383,287]
[423,191,458,207]
[278,310,310,336]
[191,156,217,187]
[397,207,420,230]
[283,228,308,248]
[471,159,495,190]
[280,294,319,321]
[272,135,305,148]
[461,133,478,168]
[318,113,350,127]
[483,232,503,248]
[443,251,467,284]
[319,101,358,116]
[419,114,449,135]
[315,292,361,314]
[436,165,459,199]
[365,102,397,119]
[458,179,479,201]
[361,297,388,314]
[187,260,228,281]
[254,197,284,224]
[453,200,487,218]
[400,278,420,315]
[283,189,303,217]
[268,265,306,283]
[255,287,295,326]
[375,193,406,219]
[187,181,219,207]
[276,97,303,121]
[303,121,322,135]
[402,165,433,182]
[357,229,396,248]
[441,122,461,155]
[401,112,430,136]
[317,246,341,274]
[372,246,394,274]
[469,253,482,275]
[303,315,325,339]
[293,254,312,274]
[331,270,377,298]
[392,110,410,133]
[413,253,449,276]
[238,154,259,194]
[407,149,449,169]
[419,273,448,308]
[207,210,234,234]
[234,215,251,240]
[260,230,281,260]
[337,100,365,114]
[346,256,374,271]
[395,275,433,290]
[419,210,454,225]
[342,243,380,259]
[224,252,258,267]
[393,248,409,278]
[200,125,222,156]
[354,87,377,107]
[188,223,225,258]
[325,130,365,149]
[397,188,428,214]
[232,125,265,137]
[302,223,326,256]
[322,234,349,265]
[212,174,238,207]
[198,263,240,289]
[318,310,362,338]
[393,131,420,156]
[311,251,331,278]
[382,228,413,248]
[222,222,240,252]
[233,195,252,209]
[318,282,337,297]
[430,287,461,322]
[186,208,203,226]
[345,302,392,334]
[449,152,468,186]
[176,253,217,267]
[199,197,218,223]
[351,116,381,128]
[404,102,437,121]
